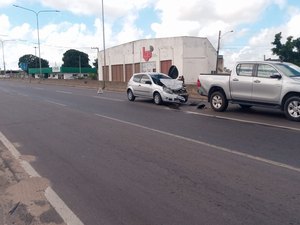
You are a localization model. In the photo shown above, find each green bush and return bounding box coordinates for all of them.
[89,73,98,80]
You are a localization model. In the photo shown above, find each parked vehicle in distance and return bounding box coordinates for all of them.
[127,72,189,105]
[197,61,300,121]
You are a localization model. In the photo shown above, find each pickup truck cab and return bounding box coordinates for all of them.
[197,61,300,121]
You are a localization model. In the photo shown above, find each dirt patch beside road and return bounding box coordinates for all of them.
[0,141,66,225]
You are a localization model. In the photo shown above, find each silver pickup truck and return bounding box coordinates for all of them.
[197,61,300,121]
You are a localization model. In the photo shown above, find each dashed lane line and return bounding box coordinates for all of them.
[95,113,300,173]
[185,111,300,132]
[33,87,44,90]
[45,100,67,107]
[93,95,125,102]
[56,90,73,94]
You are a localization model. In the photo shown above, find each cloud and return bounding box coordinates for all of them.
[0,0,15,8]
[1,16,103,69]
[0,14,10,34]
[40,0,153,19]
[1,0,156,69]
[286,13,300,37]
[151,0,287,39]
[1,0,299,71]
[111,14,145,45]
[225,9,300,69]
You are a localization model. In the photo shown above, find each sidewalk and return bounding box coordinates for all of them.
[0,140,66,225]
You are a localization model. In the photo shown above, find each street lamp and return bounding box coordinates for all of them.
[13,4,59,79]
[0,39,17,75]
[92,47,104,94]
[216,30,233,73]
[101,0,107,88]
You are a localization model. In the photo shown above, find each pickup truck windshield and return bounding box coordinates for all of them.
[274,63,300,77]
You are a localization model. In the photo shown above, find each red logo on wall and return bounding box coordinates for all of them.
[142,46,154,61]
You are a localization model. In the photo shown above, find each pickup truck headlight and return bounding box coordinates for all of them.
[163,86,173,94]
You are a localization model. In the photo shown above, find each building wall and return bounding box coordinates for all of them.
[98,36,216,84]
[182,37,217,83]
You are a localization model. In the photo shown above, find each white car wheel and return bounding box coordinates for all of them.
[154,93,162,105]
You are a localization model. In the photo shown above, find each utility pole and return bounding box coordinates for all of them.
[215,30,233,74]
[215,30,221,74]
[79,55,82,77]
[0,39,17,75]
[101,0,106,89]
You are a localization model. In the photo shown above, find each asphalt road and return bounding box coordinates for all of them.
[0,79,300,225]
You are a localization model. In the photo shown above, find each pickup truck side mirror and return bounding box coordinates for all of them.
[270,73,282,79]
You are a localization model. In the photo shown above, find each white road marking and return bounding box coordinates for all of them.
[93,96,124,102]
[0,132,84,225]
[95,113,300,173]
[17,93,29,97]
[185,111,300,132]
[33,87,44,90]
[45,187,84,225]
[0,133,21,159]
[46,100,67,107]
[20,160,40,177]
[56,90,73,94]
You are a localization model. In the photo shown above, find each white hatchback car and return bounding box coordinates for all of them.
[126,72,189,105]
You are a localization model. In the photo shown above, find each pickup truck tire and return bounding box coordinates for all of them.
[210,91,228,112]
[284,96,300,121]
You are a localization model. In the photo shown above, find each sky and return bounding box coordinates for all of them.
[0,0,300,70]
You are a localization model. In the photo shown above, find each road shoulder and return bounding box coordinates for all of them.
[0,139,66,225]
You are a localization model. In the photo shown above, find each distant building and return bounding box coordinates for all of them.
[28,67,97,79]
[97,36,218,84]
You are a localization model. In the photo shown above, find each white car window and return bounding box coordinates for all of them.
[133,75,142,83]
[141,75,151,84]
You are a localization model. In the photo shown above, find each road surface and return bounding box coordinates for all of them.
[0,80,299,225]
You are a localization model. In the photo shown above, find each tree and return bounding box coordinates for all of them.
[18,54,49,73]
[271,32,300,66]
[62,49,91,68]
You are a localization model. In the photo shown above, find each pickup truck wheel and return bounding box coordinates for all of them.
[210,91,228,112]
[284,96,300,121]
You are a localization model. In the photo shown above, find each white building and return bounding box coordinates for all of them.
[97,36,217,84]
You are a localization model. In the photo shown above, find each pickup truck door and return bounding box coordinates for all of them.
[230,63,254,100]
[251,64,283,104]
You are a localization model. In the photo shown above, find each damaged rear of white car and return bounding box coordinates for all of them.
[127,72,189,105]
